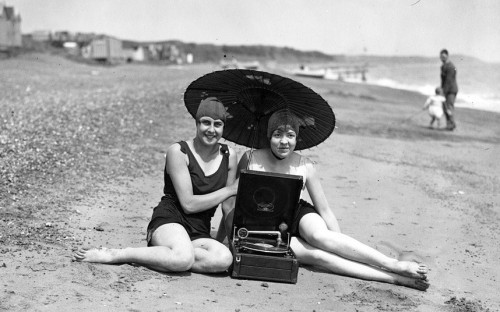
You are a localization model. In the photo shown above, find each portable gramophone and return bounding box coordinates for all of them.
[231,169,303,283]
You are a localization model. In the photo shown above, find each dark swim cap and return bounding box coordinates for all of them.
[267,109,300,138]
[196,97,226,122]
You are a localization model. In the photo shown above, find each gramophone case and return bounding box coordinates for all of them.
[230,170,303,284]
[232,248,299,284]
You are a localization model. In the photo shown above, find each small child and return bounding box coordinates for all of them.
[423,87,446,128]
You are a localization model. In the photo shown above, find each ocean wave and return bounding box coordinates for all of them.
[456,93,500,113]
[367,78,500,113]
[370,78,436,96]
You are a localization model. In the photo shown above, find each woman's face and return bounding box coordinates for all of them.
[197,116,224,145]
[269,126,297,159]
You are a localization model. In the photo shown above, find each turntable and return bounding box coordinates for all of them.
[231,169,303,284]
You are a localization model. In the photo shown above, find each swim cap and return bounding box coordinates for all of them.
[196,97,226,122]
[267,109,300,139]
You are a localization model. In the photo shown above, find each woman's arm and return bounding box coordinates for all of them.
[167,144,238,214]
[304,159,341,232]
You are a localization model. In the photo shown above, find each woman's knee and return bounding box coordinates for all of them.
[150,223,195,271]
[219,247,233,268]
[154,247,194,272]
[171,248,195,271]
[298,214,334,244]
[207,246,233,272]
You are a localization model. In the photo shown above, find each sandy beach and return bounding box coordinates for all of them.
[1,54,499,311]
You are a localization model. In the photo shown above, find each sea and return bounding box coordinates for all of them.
[358,59,500,114]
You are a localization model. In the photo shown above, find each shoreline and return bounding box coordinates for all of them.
[334,78,500,114]
[286,60,500,114]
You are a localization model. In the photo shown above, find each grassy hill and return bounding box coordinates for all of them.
[17,33,484,66]
[122,39,339,63]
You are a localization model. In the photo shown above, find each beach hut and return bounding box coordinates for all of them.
[83,36,124,62]
[0,3,22,52]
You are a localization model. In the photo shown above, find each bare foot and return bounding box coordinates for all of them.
[389,260,428,279]
[394,275,430,291]
[72,247,118,263]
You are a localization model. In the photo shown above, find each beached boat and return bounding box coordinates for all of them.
[220,59,260,70]
[292,66,326,79]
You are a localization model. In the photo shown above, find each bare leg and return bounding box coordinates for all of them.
[215,220,226,243]
[299,214,428,280]
[73,223,195,272]
[291,237,429,291]
[191,238,233,273]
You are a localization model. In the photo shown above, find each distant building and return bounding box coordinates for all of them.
[82,36,124,61]
[122,45,146,62]
[147,43,161,60]
[166,44,180,62]
[0,3,22,50]
[31,30,52,42]
[131,45,146,62]
[52,31,72,42]
[74,32,95,45]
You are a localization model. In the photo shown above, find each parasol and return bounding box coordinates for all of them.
[184,69,335,151]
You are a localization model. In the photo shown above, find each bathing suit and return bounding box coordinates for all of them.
[146,141,229,244]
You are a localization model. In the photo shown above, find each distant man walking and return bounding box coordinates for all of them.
[439,49,458,130]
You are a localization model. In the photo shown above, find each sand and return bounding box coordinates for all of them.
[1,55,499,311]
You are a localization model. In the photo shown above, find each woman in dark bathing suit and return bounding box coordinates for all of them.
[73,98,238,273]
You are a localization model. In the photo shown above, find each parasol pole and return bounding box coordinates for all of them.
[247,89,267,170]
[246,118,260,170]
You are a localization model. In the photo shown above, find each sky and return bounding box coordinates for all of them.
[5,0,500,63]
